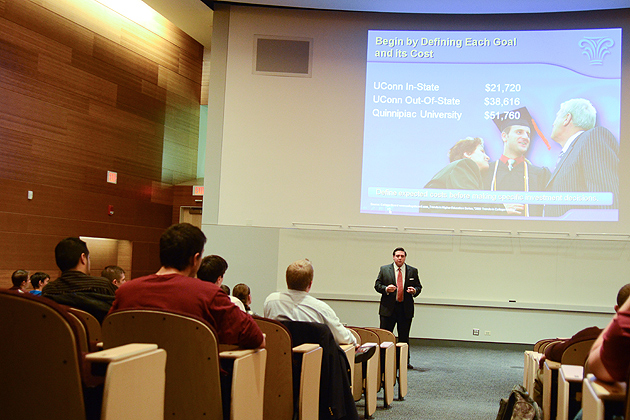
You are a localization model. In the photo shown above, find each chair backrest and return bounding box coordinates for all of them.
[0,290,86,420]
[102,309,223,420]
[349,327,380,347]
[254,316,294,420]
[561,338,596,366]
[365,327,396,345]
[349,328,361,345]
[68,307,102,346]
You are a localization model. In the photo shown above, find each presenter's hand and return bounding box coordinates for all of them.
[406,286,416,294]
[385,284,397,293]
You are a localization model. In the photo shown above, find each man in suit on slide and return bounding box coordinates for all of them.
[544,98,619,218]
[374,247,422,369]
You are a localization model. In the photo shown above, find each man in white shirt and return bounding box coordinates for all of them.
[264,259,357,346]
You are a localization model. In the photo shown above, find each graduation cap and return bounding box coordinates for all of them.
[492,106,551,150]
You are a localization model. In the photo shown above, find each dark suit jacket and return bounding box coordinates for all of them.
[374,263,422,319]
[281,321,358,420]
[545,126,619,218]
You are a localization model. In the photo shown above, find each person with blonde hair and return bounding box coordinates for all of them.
[264,259,357,346]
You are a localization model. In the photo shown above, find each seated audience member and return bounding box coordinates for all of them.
[100,265,126,288]
[233,283,254,315]
[587,290,630,383]
[542,283,630,367]
[29,272,50,296]
[109,223,264,348]
[264,259,357,346]
[533,283,630,405]
[197,255,246,312]
[9,269,29,293]
[42,238,117,323]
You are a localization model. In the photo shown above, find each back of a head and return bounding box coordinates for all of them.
[197,255,228,283]
[55,237,89,272]
[233,283,250,303]
[11,270,28,287]
[220,284,230,295]
[159,223,206,271]
[286,259,314,291]
[30,272,50,289]
[616,283,630,308]
[101,265,125,283]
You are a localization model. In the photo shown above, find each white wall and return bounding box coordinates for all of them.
[203,4,629,343]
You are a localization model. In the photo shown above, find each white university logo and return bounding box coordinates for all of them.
[579,37,615,65]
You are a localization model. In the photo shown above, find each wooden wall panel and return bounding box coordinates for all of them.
[0,0,203,285]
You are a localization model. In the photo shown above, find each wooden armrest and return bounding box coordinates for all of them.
[582,374,626,420]
[85,343,158,362]
[293,343,320,353]
[380,341,395,349]
[230,348,267,420]
[99,348,167,420]
[557,365,584,420]
[219,348,257,359]
[546,360,561,369]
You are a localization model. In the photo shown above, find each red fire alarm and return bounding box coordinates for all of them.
[108,205,114,216]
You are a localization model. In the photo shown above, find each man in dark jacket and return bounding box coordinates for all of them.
[42,237,116,323]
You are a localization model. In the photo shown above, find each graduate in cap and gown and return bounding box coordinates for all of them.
[484,106,552,216]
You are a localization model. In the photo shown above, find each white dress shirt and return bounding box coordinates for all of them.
[264,289,357,346]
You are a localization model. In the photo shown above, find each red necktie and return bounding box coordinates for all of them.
[396,268,403,302]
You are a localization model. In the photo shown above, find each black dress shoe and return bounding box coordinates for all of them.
[354,344,377,364]
[407,363,414,370]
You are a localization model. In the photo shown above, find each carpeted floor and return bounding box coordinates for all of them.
[356,339,530,420]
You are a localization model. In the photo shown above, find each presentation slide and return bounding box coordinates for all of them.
[360,28,621,221]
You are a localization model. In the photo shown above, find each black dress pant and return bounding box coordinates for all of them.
[379,302,412,361]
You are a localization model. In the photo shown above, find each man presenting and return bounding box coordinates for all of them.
[545,98,619,218]
[485,106,551,216]
[374,247,422,368]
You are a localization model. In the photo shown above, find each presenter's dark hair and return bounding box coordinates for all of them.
[159,223,206,271]
[30,272,50,289]
[197,255,228,283]
[393,247,406,256]
[11,269,28,287]
[55,237,89,272]
[448,137,483,162]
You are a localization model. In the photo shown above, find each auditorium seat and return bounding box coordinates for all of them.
[543,338,596,420]
[557,364,583,420]
[0,290,166,420]
[254,317,323,420]
[281,321,359,420]
[348,326,380,418]
[67,306,103,351]
[363,327,398,406]
[102,309,267,420]
[582,373,627,420]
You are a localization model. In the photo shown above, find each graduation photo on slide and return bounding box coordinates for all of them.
[360,28,621,222]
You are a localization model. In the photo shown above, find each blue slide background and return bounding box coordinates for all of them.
[360,28,621,219]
